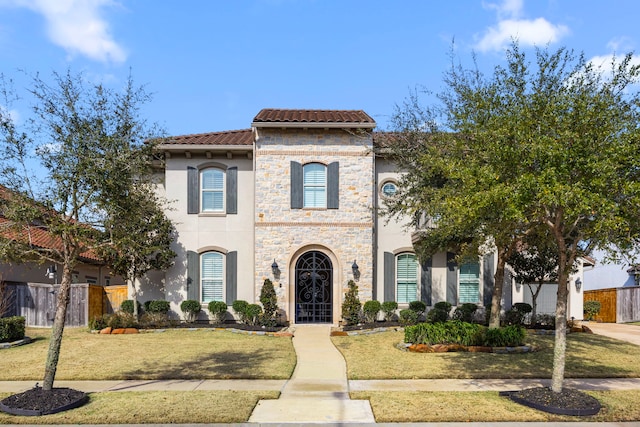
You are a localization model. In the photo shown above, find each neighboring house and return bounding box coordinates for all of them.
[584,249,638,290]
[146,108,585,323]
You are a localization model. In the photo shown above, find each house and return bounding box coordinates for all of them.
[146,108,585,323]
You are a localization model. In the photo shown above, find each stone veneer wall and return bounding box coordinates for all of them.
[254,128,374,323]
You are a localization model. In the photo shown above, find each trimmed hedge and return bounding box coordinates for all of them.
[405,320,525,347]
[145,300,170,314]
[0,316,26,343]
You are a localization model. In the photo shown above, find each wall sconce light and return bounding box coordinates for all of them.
[575,278,582,292]
[352,260,360,281]
[45,265,56,279]
[271,259,280,277]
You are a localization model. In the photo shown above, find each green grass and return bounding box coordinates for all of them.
[2,327,296,380]
[352,390,640,422]
[0,391,279,424]
[332,330,640,379]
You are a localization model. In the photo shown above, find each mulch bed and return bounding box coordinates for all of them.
[501,387,601,416]
[0,386,88,416]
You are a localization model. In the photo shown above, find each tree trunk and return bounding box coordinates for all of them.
[551,268,569,393]
[529,282,543,326]
[42,263,73,390]
[489,249,507,328]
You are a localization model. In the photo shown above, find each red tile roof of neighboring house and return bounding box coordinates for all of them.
[0,217,102,263]
[252,109,376,127]
[166,129,253,146]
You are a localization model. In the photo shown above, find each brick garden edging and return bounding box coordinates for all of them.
[96,327,293,337]
[330,326,404,336]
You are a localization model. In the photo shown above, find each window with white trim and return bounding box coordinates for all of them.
[303,163,327,208]
[201,168,225,212]
[201,252,224,302]
[459,261,480,303]
[396,253,418,303]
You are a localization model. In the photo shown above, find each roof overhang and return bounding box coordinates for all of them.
[251,122,376,129]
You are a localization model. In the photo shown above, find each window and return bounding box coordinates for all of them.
[187,166,237,215]
[459,261,480,303]
[303,163,327,208]
[201,252,224,303]
[396,253,418,303]
[381,181,398,198]
[201,168,224,212]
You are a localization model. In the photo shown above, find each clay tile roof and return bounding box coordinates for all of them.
[252,109,376,128]
[166,129,253,146]
[0,217,102,263]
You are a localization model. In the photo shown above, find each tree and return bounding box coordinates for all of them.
[383,43,640,396]
[0,70,170,391]
[99,183,176,319]
[508,229,559,324]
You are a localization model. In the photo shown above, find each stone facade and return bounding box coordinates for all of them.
[254,128,374,323]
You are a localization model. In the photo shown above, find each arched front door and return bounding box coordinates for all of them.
[295,251,333,323]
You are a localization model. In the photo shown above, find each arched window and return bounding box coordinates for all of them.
[396,253,418,303]
[201,168,224,212]
[201,252,224,302]
[303,163,327,208]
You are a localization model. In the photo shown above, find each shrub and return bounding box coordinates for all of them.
[504,303,532,326]
[341,280,362,326]
[408,301,426,317]
[381,301,398,321]
[452,303,478,323]
[232,300,250,323]
[362,300,381,323]
[120,299,141,314]
[88,315,108,331]
[426,301,452,323]
[245,304,263,326]
[405,320,484,346]
[483,325,525,347]
[260,279,278,325]
[208,300,228,324]
[180,299,201,322]
[139,312,174,328]
[399,308,418,325]
[105,312,138,329]
[535,313,556,328]
[145,300,170,314]
[584,300,601,321]
[0,316,25,342]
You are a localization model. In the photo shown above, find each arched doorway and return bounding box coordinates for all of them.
[295,251,333,323]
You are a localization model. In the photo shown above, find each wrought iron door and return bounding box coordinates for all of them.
[295,251,332,323]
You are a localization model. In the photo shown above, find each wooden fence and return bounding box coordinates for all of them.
[584,286,640,323]
[3,283,128,327]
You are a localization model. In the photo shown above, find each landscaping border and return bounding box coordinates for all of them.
[0,336,31,350]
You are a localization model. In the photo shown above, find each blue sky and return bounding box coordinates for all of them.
[1,0,639,136]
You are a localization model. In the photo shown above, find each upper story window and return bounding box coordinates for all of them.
[201,168,225,212]
[303,163,327,208]
[187,165,237,215]
[381,181,398,198]
[290,161,339,210]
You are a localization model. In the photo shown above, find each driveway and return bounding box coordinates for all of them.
[586,322,640,346]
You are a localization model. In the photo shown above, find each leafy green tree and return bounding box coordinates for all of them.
[508,228,559,324]
[383,43,640,394]
[0,70,167,390]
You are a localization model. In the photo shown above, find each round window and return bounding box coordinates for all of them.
[381,182,398,197]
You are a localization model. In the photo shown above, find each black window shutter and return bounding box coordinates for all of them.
[483,253,495,307]
[421,257,432,306]
[446,252,458,305]
[327,161,339,209]
[226,167,238,214]
[186,250,199,301]
[226,251,237,305]
[290,161,303,209]
[383,252,395,302]
[187,167,199,214]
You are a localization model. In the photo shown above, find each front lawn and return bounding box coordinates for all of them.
[2,327,296,380]
[332,330,640,379]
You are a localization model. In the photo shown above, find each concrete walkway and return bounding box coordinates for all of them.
[586,321,640,346]
[248,324,375,423]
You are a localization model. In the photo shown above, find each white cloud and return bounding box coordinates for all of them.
[3,0,126,63]
[476,0,569,52]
